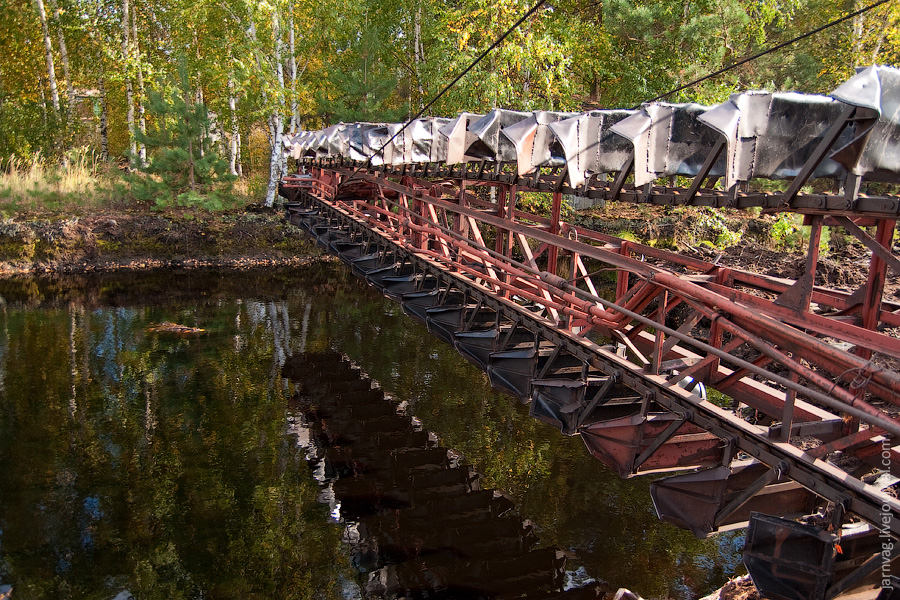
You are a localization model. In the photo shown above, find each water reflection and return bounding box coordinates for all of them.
[0,265,743,598]
[284,350,595,598]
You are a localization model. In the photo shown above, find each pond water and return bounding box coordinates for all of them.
[0,264,744,599]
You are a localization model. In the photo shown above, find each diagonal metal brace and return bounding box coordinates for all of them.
[633,412,689,472]
[576,374,619,429]
[713,464,783,527]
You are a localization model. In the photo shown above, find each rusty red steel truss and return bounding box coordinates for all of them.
[279,67,900,598]
[284,163,898,523]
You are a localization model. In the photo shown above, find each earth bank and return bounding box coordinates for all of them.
[0,207,322,274]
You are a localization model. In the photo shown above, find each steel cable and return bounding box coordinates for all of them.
[338,0,549,186]
[641,0,894,105]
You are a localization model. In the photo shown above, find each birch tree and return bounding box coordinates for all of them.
[34,0,60,113]
[121,0,136,163]
[48,0,74,114]
[132,6,146,165]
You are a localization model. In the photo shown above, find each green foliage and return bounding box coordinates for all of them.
[517,192,574,221]
[130,64,236,210]
[4,0,898,211]
[771,213,806,250]
[0,148,122,213]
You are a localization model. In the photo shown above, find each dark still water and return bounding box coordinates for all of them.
[0,264,744,599]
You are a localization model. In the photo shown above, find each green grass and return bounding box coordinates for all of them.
[0,148,124,214]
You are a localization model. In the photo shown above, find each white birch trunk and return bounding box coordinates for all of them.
[236,130,243,177]
[121,0,136,164]
[196,87,205,158]
[288,3,299,135]
[35,0,60,113]
[264,6,286,207]
[99,78,109,159]
[49,0,74,113]
[414,3,425,103]
[132,8,146,166]
[228,76,240,176]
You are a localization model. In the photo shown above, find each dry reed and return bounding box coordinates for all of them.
[0,148,120,212]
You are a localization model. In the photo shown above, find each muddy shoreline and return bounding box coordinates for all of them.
[0,208,323,276]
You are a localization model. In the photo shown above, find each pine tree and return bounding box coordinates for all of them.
[130,62,235,210]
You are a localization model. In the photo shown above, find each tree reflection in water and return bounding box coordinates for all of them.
[0,265,743,599]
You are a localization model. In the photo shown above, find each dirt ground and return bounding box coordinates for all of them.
[0,203,889,296]
[0,205,323,274]
[578,203,896,298]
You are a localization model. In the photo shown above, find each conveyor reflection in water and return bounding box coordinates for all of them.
[282,350,606,599]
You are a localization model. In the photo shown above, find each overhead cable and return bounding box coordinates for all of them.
[340,0,549,185]
[641,0,894,105]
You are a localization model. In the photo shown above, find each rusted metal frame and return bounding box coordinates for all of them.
[681,298,900,429]
[426,204,452,257]
[713,467,780,528]
[405,239,578,320]
[780,371,800,442]
[715,353,775,391]
[396,189,412,240]
[835,215,900,276]
[542,273,900,436]
[608,278,662,329]
[650,290,669,376]
[571,253,601,300]
[858,219,896,359]
[661,309,704,357]
[670,335,745,382]
[329,170,900,414]
[575,340,897,535]
[631,293,686,346]
[707,271,734,381]
[646,379,899,537]
[780,104,857,207]
[575,376,619,429]
[389,205,587,325]
[653,271,900,402]
[825,552,887,600]
[631,411,689,472]
[853,441,900,477]
[463,215,502,293]
[621,287,688,348]
[705,281,900,361]
[658,357,704,372]
[495,185,510,295]
[774,214,824,311]
[614,329,651,366]
[731,310,899,405]
[497,210,520,299]
[451,179,468,264]
[673,291,893,417]
[412,190,428,251]
[354,173,661,281]
[546,192,563,276]
[309,191,900,535]
[515,232,561,323]
[616,243,632,310]
[722,266,900,325]
[362,172,900,304]
[356,202,410,244]
[807,429,887,459]
[394,177,899,412]
[684,139,727,204]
